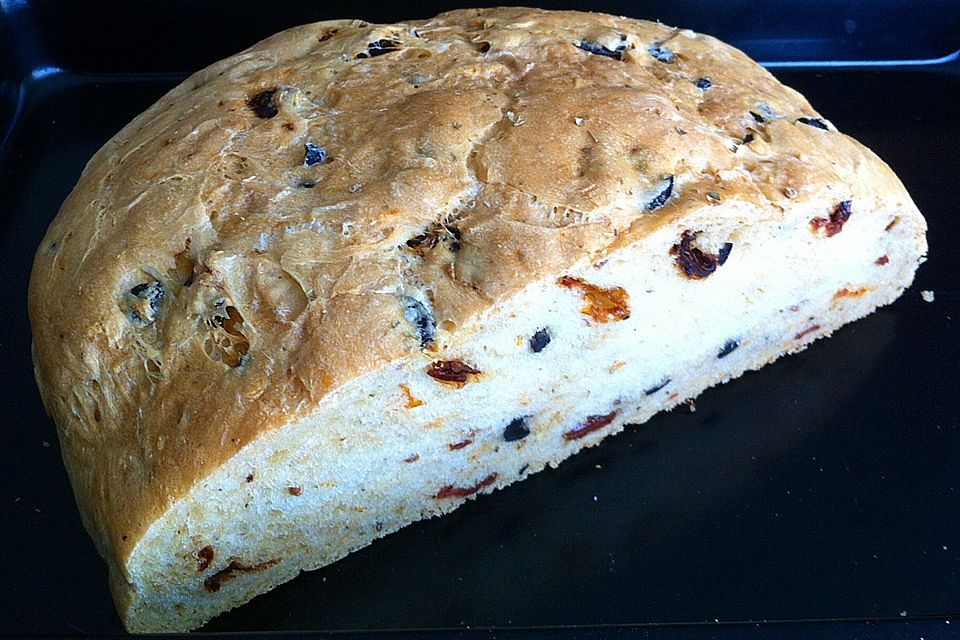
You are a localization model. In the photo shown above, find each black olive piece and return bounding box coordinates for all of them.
[717,339,740,359]
[696,77,713,90]
[796,117,829,130]
[519,463,530,475]
[503,417,530,442]
[128,281,164,325]
[304,142,327,166]
[717,242,733,265]
[131,281,163,306]
[576,40,626,61]
[248,89,279,119]
[403,297,435,347]
[648,43,675,62]
[295,179,316,189]
[405,222,461,254]
[406,233,429,250]
[446,225,462,253]
[644,378,670,395]
[644,175,674,211]
[529,328,551,353]
[742,133,755,145]
[357,39,402,59]
[749,111,765,123]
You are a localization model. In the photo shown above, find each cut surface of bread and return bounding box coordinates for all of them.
[27,7,926,633]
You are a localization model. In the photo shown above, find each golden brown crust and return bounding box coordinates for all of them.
[28,7,915,575]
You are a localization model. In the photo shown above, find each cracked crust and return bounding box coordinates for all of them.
[29,6,919,596]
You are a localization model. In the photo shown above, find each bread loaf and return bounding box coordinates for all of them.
[28,7,927,632]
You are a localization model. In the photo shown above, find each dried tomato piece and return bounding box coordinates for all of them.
[557,276,630,322]
[448,437,474,451]
[399,383,424,408]
[810,200,852,237]
[563,409,620,441]
[435,473,498,499]
[427,360,481,386]
[203,558,279,593]
[670,230,728,279]
[197,545,214,572]
[795,324,821,340]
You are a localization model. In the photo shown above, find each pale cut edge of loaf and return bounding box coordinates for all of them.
[113,184,926,632]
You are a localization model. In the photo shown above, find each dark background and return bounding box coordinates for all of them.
[1,1,958,637]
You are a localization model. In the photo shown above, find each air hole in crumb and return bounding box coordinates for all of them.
[170,250,197,288]
[205,303,251,368]
[145,359,162,379]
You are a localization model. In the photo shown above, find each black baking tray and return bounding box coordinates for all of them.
[2,1,959,637]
